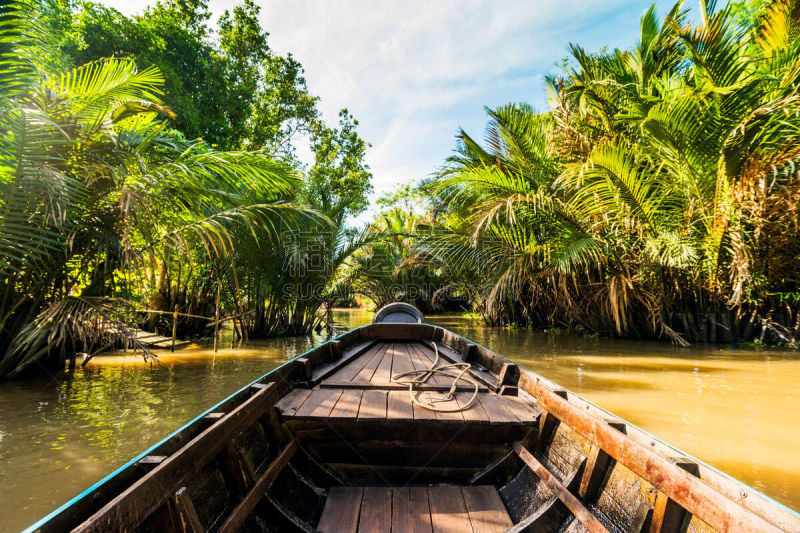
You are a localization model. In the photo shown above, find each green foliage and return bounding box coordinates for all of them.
[306,109,373,224]
[409,0,800,346]
[343,185,470,314]
[0,0,377,377]
[41,0,319,154]
[376,183,429,214]
[0,0,377,378]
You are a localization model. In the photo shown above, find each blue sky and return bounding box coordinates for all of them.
[101,0,683,216]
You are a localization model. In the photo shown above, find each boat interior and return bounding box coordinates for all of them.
[33,305,800,533]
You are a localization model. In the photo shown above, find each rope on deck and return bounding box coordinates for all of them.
[390,342,479,412]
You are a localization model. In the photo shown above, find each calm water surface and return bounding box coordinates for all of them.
[1,308,798,530]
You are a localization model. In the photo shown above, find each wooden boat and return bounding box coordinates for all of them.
[28,303,800,532]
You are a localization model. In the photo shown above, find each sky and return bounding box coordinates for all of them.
[99,0,682,217]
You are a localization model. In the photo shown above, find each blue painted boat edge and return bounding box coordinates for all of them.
[24,326,368,533]
[441,327,800,519]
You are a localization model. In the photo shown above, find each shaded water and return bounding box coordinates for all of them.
[1,309,798,530]
[0,338,319,532]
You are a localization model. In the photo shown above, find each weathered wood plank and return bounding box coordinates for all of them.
[391,486,411,533]
[311,340,377,383]
[392,486,433,533]
[404,341,429,372]
[404,343,439,386]
[275,388,313,416]
[513,441,609,533]
[456,391,488,423]
[358,487,393,532]
[402,343,440,420]
[578,424,625,503]
[319,381,488,392]
[217,438,299,533]
[294,388,342,418]
[409,343,445,386]
[411,341,437,365]
[518,372,785,533]
[495,395,538,423]
[329,389,363,419]
[358,389,387,420]
[173,487,204,533]
[461,485,513,533]
[387,390,415,422]
[390,341,415,379]
[477,394,520,424]
[328,342,387,383]
[371,343,396,384]
[73,383,280,532]
[433,396,465,423]
[410,486,434,533]
[428,485,472,533]
[317,487,363,533]
[352,343,392,384]
[649,492,690,533]
[411,395,438,421]
[419,341,498,390]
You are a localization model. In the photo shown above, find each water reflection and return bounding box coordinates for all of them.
[0,335,320,531]
[1,309,798,530]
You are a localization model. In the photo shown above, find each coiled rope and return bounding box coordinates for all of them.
[390,342,479,412]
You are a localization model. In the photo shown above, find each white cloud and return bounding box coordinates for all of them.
[369,116,452,192]
[250,1,678,195]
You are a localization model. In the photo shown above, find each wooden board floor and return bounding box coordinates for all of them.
[316,485,513,533]
[276,341,538,425]
[324,342,481,388]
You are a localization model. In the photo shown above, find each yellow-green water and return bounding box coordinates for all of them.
[1,308,798,530]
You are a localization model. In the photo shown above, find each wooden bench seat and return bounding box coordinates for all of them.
[317,485,513,533]
[276,387,537,424]
[275,340,540,426]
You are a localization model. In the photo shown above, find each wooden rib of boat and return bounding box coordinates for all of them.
[28,303,800,532]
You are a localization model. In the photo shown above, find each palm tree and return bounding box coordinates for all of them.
[422,0,800,345]
[0,7,313,376]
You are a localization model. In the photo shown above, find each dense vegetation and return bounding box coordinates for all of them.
[376,0,800,347]
[0,0,372,377]
[3,0,799,379]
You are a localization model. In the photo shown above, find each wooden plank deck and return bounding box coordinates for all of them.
[132,329,191,350]
[279,341,538,425]
[279,381,533,424]
[317,486,512,533]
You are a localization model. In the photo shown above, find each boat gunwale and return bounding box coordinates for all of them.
[26,321,800,532]
[24,327,363,533]
[437,326,800,523]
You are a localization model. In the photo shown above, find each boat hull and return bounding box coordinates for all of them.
[27,318,800,532]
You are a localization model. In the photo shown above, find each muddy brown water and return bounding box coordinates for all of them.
[1,309,798,530]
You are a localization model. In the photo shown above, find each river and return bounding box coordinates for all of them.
[1,309,798,530]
